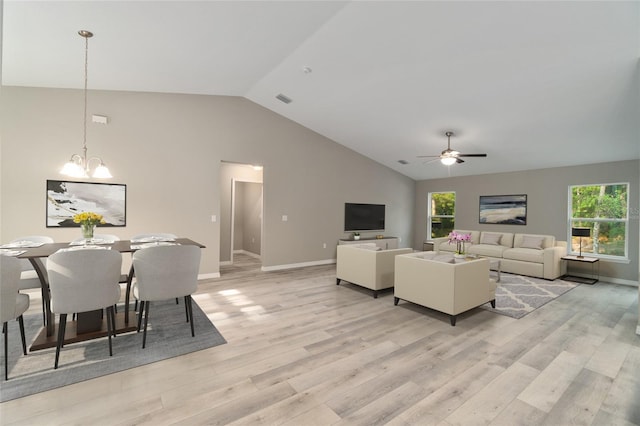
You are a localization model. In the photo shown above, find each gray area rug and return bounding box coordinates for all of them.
[480,273,579,319]
[0,300,226,402]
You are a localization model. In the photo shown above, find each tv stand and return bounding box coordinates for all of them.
[338,237,399,250]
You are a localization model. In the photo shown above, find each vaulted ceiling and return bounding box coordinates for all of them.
[3,1,639,180]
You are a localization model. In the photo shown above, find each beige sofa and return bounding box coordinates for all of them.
[336,244,413,298]
[433,230,567,280]
[394,252,496,326]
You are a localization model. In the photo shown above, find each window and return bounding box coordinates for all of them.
[568,183,629,259]
[427,192,455,239]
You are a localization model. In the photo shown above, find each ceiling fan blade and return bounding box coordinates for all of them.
[458,153,487,157]
[416,155,441,158]
[456,158,465,164]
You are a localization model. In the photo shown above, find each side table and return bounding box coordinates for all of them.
[561,255,599,284]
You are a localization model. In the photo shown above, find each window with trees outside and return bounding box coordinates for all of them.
[568,183,629,259]
[427,192,455,239]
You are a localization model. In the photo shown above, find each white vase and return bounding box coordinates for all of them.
[354,235,360,240]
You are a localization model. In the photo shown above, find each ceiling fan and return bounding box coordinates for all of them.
[418,131,487,165]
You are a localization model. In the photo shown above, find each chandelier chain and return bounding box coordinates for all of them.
[82,33,89,160]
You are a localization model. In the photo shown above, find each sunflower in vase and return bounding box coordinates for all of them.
[73,212,106,240]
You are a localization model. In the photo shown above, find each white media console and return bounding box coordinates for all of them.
[338,237,399,250]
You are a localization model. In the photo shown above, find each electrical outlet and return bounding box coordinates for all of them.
[323,243,327,248]
[282,215,288,222]
[211,215,217,222]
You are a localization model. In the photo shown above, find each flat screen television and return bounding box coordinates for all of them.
[344,203,385,232]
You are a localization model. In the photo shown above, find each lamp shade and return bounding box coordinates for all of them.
[571,227,591,237]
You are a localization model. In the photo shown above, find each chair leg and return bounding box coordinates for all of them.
[142,301,150,349]
[184,296,189,323]
[54,314,67,369]
[137,301,145,332]
[18,315,27,355]
[106,307,114,356]
[176,297,179,305]
[187,295,195,337]
[3,322,8,380]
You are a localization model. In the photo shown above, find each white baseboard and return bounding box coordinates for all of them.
[566,272,638,287]
[198,272,220,280]
[236,250,261,260]
[262,258,336,272]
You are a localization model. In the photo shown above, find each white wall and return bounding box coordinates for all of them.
[1,87,416,275]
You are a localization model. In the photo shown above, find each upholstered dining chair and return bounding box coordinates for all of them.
[132,244,201,348]
[47,248,122,369]
[10,235,53,325]
[10,236,54,291]
[1,255,30,380]
[127,233,179,312]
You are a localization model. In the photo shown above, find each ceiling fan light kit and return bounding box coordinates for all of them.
[418,131,487,167]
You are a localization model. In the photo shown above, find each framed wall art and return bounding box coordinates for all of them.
[46,180,127,227]
[479,194,527,225]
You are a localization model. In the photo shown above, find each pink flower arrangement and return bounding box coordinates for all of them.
[448,231,471,254]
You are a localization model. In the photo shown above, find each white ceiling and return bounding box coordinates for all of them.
[3,1,639,180]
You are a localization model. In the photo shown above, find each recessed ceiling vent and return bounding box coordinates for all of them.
[276,93,292,104]
[398,160,409,165]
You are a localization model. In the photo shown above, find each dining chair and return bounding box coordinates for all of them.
[132,244,201,348]
[128,233,179,312]
[47,248,122,369]
[10,236,54,291]
[10,235,54,326]
[1,255,30,380]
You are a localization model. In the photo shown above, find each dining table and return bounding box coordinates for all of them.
[13,238,205,351]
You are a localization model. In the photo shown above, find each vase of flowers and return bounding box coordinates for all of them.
[448,231,471,257]
[73,212,105,242]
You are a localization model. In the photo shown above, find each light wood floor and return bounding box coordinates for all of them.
[1,254,639,425]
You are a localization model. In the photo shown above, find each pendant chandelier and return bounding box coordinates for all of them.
[60,30,112,179]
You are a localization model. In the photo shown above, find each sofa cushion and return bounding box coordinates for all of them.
[514,234,555,250]
[467,244,508,258]
[480,232,502,245]
[520,235,544,250]
[467,244,508,257]
[503,247,545,263]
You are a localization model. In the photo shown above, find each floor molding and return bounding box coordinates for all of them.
[261,258,336,272]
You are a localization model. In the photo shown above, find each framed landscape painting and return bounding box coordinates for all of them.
[46,180,127,227]
[479,194,527,225]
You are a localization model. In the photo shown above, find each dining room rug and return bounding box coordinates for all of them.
[480,273,579,319]
[0,299,226,402]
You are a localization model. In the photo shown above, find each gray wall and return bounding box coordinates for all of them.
[240,182,263,256]
[0,86,416,275]
[414,160,639,282]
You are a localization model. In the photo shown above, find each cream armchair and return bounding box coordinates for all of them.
[336,244,413,298]
[394,252,496,326]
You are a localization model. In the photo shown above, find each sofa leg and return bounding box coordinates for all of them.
[450,315,457,326]
[336,278,341,285]
[394,297,399,306]
[490,299,496,308]
[373,290,378,299]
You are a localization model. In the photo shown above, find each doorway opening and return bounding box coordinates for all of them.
[219,162,263,271]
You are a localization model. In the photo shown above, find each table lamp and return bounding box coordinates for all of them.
[571,227,590,258]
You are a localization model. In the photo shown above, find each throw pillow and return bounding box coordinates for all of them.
[481,233,502,245]
[521,235,544,250]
